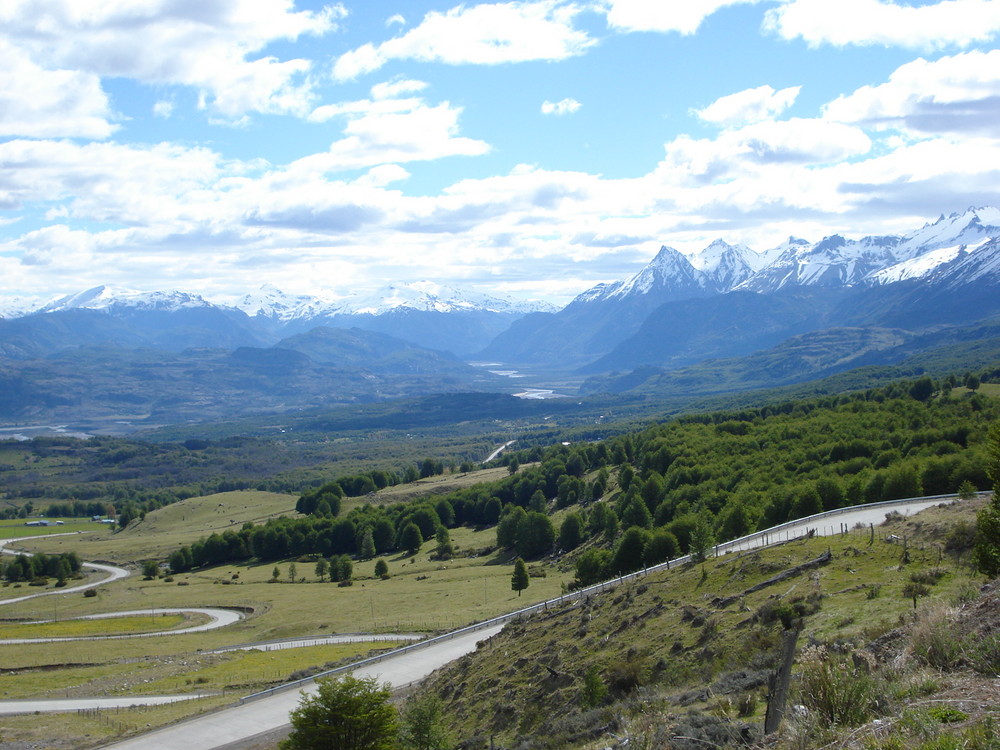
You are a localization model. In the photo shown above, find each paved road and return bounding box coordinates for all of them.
[0,533,129,606]
[211,633,424,653]
[100,624,505,750]
[92,494,965,750]
[1,607,244,645]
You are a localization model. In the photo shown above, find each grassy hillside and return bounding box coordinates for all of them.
[418,500,994,750]
[2,373,998,749]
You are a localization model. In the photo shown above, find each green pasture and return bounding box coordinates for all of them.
[0,498,981,749]
[0,519,103,539]
[356,465,513,507]
[0,640,406,700]
[20,490,298,561]
[0,613,193,640]
[0,694,236,748]
[2,519,572,670]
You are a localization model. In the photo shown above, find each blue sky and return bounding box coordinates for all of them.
[2,0,1000,308]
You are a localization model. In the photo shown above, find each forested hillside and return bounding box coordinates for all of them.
[164,378,999,579]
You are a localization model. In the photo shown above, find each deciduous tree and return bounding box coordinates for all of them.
[282,674,397,750]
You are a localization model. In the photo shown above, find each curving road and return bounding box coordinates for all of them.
[0,533,129,606]
[1,607,244,645]
[92,493,969,750]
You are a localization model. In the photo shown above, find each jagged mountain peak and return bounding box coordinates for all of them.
[607,245,701,299]
[894,205,1000,261]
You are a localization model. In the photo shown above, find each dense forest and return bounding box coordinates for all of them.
[164,377,999,578]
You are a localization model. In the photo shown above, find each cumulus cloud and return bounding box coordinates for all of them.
[764,0,1000,50]
[695,85,801,126]
[304,79,491,172]
[823,50,1000,135]
[0,0,344,120]
[333,1,594,80]
[0,40,115,139]
[601,0,760,34]
[658,119,872,186]
[541,98,582,115]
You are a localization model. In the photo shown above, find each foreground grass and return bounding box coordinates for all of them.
[0,499,572,748]
[419,500,985,750]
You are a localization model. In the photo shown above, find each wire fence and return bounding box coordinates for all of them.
[240,492,971,704]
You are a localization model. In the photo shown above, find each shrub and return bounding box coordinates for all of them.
[83,588,97,597]
[605,656,647,695]
[910,612,963,669]
[798,657,881,727]
[967,633,1000,675]
[910,568,946,586]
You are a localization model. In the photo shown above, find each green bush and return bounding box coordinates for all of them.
[911,616,963,670]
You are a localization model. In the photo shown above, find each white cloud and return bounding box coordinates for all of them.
[0,40,115,139]
[764,0,1000,50]
[333,1,594,80]
[386,14,406,27]
[311,102,492,172]
[0,138,232,225]
[823,50,1000,135]
[658,119,872,185]
[305,77,490,172]
[371,79,429,100]
[0,0,345,120]
[153,100,174,118]
[695,85,801,126]
[356,164,411,188]
[601,0,760,34]
[541,98,582,115]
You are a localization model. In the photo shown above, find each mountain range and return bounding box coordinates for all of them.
[2,206,999,427]
[481,206,1000,372]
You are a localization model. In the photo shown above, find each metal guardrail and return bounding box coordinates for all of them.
[240,492,968,704]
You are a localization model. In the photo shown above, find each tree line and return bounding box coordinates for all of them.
[161,377,999,577]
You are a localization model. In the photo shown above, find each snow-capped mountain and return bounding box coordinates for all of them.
[893,206,1000,260]
[39,285,218,314]
[342,281,554,316]
[692,239,776,291]
[922,236,1000,289]
[230,285,345,322]
[736,234,903,292]
[0,296,42,319]
[602,245,705,301]
[737,206,1000,293]
[226,281,553,321]
[480,206,1000,370]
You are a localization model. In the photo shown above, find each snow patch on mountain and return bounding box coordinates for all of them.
[39,286,214,313]
[230,285,344,321]
[604,245,703,300]
[894,206,1000,260]
[343,281,554,316]
[867,244,969,285]
[926,236,1000,288]
[0,296,43,318]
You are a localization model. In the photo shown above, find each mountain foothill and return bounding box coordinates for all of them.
[2,206,1000,427]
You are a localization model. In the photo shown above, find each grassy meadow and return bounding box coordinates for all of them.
[0,484,574,748]
[0,518,103,539]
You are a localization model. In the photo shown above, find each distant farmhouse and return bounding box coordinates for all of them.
[23,519,64,527]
